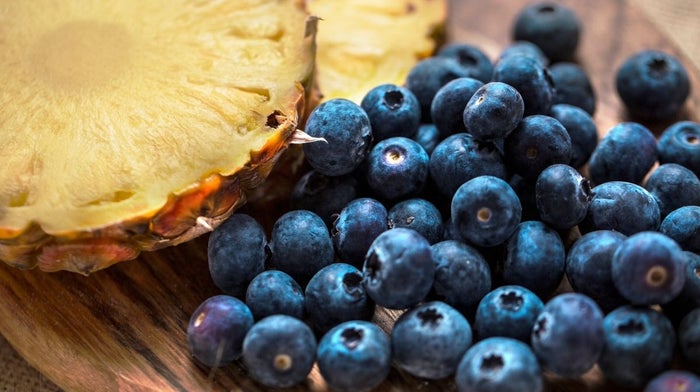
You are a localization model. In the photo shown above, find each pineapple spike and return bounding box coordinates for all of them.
[290,129,327,144]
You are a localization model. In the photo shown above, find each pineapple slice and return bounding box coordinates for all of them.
[0,0,316,273]
[309,0,447,103]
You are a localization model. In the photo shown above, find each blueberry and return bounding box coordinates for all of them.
[661,207,700,253]
[316,321,391,392]
[616,50,690,121]
[207,213,266,297]
[332,197,388,268]
[474,285,544,343]
[413,123,441,155]
[531,293,605,378]
[362,228,435,310]
[268,209,334,286]
[391,301,473,380]
[658,121,700,177]
[242,314,316,388]
[508,174,540,221]
[492,54,555,115]
[679,308,700,373]
[512,2,581,61]
[187,295,254,367]
[502,220,566,299]
[304,263,375,334]
[463,82,525,142]
[388,198,444,245]
[365,136,430,201]
[498,40,549,67]
[451,175,522,247]
[290,170,359,229]
[644,370,700,392]
[455,337,543,392]
[588,122,657,185]
[612,231,686,305]
[662,251,700,322]
[431,77,485,139]
[645,163,700,219]
[429,133,507,199]
[504,114,572,179]
[549,103,598,169]
[430,240,491,317]
[436,43,494,83]
[245,270,305,321]
[405,57,470,122]
[579,181,661,235]
[535,163,592,230]
[302,98,372,176]
[360,83,421,142]
[598,306,676,388]
[565,230,629,312]
[549,62,596,115]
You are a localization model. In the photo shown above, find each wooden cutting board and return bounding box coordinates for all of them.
[1,1,698,391]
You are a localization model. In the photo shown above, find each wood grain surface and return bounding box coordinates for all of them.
[1,0,698,391]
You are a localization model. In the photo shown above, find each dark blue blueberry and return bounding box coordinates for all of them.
[290,170,359,229]
[549,62,596,115]
[492,54,555,115]
[430,240,491,317]
[429,133,507,199]
[413,123,441,155]
[588,122,658,186]
[658,121,700,177]
[612,231,687,305]
[504,114,572,179]
[360,83,421,142]
[436,43,494,83]
[644,370,700,392]
[451,175,522,247]
[498,40,549,67]
[316,321,391,392]
[405,57,470,122]
[242,314,316,388]
[431,77,484,139]
[365,136,429,201]
[304,263,375,334]
[598,306,676,388]
[391,301,473,380]
[530,293,605,377]
[245,270,305,321]
[579,181,661,235]
[187,295,254,367]
[463,82,524,142]
[535,163,592,230]
[362,228,435,310]
[616,50,690,121]
[661,207,700,252]
[474,285,544,343]
[662,251,700,322]
[388,198,443,244]
[268,209,334,286]
[512,2,581,61]
[207,213,266,297]
[679,308,700,373]
[502,220,565,299]
[549,103,598,169]
[332,197,388,268]
[302,98,372,176]
[455,337,543,392]
[645,163,700,219]
[565,230,629,312]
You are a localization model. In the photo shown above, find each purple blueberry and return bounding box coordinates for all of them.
[579,181,661,236]
[332,197,388,268]
[362,228,435,310]
[658,121,700,177]
[436,43,494,83]
[474,285,544,343]
[645,163,700,219]
[463,82,525,142]
[360,83,421,142]
[644,370,700,392]
[391,301,473,380]
[245,270,305,321]
[455,337,543,392]
[187,295,254,367]
[550,103,598,169]
[535,163,592,230]
[512,2,581,61]
[504,114,572,179]
[242,314,316,388]
[431,77,485,139]
[365,136,430,201]
[388,198,444,245]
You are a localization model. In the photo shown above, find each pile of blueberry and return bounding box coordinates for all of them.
[187,2,700,391]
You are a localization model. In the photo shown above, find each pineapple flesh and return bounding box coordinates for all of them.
[0,0,316,273]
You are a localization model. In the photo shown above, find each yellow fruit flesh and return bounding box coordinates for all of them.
[309,0,446,103]
[0,0,315,238]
